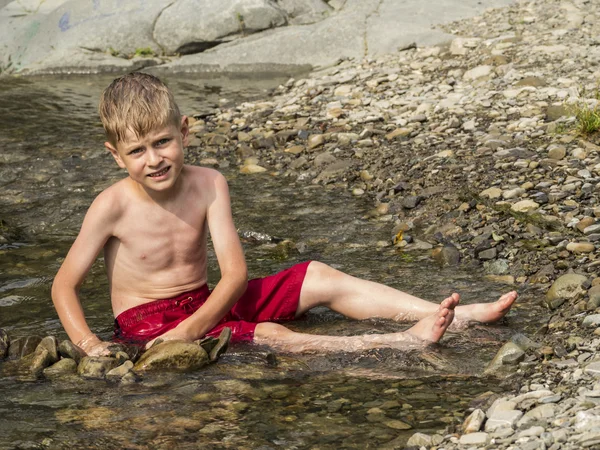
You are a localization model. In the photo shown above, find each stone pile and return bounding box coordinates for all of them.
[180,0,600,447]
[0,327,231,382]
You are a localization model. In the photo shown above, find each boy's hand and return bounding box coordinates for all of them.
[76,333,112,357]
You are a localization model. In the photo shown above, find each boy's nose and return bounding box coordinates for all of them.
[146,149,162,166]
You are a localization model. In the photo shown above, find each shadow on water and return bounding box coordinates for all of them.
[0,75,547,448]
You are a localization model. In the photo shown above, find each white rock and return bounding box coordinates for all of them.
[463,65,493,81]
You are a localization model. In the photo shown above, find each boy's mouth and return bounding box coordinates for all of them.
[148,166,170,178]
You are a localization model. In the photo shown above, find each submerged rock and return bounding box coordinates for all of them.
[8,335,42,359]
[43,358,78,380]
[484,341,525,377]
[133,341,209,372]
[431,245,461,266]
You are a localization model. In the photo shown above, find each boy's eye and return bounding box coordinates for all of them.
[157,138,171,146]
[129,148,143,155]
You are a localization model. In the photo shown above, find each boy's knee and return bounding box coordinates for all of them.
[254,322,293,340]
[308,261,337,279]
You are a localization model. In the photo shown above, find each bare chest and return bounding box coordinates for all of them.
[109,203,207,269]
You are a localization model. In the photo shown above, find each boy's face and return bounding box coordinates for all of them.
[105,116,189,193]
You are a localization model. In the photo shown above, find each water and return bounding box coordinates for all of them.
[0,74,546,449]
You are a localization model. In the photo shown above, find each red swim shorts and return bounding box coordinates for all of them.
[114,261,311,345]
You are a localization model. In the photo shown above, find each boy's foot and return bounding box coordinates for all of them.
[405,294,459,343]
[455,291,518,324]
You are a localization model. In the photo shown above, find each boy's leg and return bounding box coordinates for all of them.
[296,262,517,325]
[255,295,458,352]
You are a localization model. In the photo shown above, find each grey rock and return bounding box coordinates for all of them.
[133,341,209,372]
[402,195,421,209]
[485,410,523,431]
[58,340,85,364]
[518,404,557,426]
[485,341,525,376]
[478,247,497,261]
[431,245,460,266]
[459,432,490,445]
[406,432,432,447]
[546,105,569,121]
[583,314,600,327]
[78,356,119,380]
[579,432,600,447]
[154,0,287,55]
[546,273,588,305]
[585,361,600,377]
[484,258,510,275]
[43,358,78,379]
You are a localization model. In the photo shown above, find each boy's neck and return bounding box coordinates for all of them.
[129,166,186,206]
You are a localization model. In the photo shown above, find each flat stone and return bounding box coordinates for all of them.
[240,164,267,174]
[567,242,595,253]
[459,432,490,445]
[385,128,412,140]
[585,362,600,377]
[463,65,493,81]
[511,200,539,213]
[431,245,460,266]
[480,187,503,199]
[485,410,523,431]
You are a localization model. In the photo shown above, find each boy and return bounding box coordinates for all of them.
[51,73,517,357]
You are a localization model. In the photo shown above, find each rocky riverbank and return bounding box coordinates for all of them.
[180,0,600,447]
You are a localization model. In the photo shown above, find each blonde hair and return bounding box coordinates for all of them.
[99,72,181,145]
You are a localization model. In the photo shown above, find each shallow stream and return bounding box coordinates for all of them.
[0,75,546,449]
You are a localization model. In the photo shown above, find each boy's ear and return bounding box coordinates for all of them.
[180,115,190,147]
[104,142,127,169]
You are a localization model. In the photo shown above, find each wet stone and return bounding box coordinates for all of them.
[38,337,59,362]
[43,358,77,379]
[406,432,432,447]
[58,340,86,364]
[78,357,119,380]
[0,329,8,359]
[9,336,42,359]
[106,360,134,381]
[133,341,209,372]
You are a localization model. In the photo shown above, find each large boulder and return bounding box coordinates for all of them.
[133,341,209,372]
[154,0,287,55]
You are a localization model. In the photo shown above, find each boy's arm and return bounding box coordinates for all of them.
[51,192,117,356]
[148,171,247,345]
